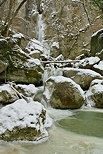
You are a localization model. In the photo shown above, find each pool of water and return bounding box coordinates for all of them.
[0,109,103,154]
[56,111,103,138]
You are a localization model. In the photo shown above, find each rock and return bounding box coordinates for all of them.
[63,68,103,90]
[96,49,103,60]
[0,84,18,104]
[91,29,103,56]
[14,84,38,98]
[0,60,8,73]
[77,57,100,69]
[93,61,103,76]
[26,39,43,59]
[0,99,52,141]
[86,79,103,108]
[34,86,44,102]
[43,76,85,109]
[0,1,103,59]
[0,37,43,85]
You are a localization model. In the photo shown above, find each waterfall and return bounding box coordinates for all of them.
[37,14,44,42]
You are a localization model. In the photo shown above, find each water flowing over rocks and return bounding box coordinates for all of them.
[86,79,103,108]
[0,99,52,141]
[63,68,103,90]
[43,76,85,109]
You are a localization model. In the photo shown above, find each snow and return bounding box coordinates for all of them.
[26,39,43,53]
[51,42,59,49]
[0,84,18,100]
[26,58,41,66]
[92,29,103,37]
[0,99,52,135]
[13,33,24,39]
[15,84,38,97]
[78,57,100,67]
[86,79,103,107]
[93,61,103,70]
[63,68,102,77]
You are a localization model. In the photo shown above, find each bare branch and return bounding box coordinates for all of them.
[0,0,7,7]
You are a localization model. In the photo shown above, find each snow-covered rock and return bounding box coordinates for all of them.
[86,79,103,108]
[0,99,52,141]
[63,68,103,90]
[43,76,85,109]
[93,61,103,75]
[14,84,38,98]
[0,37,44,85]
[26,39,43,59]
[75,57,100,69]
[0,84,18,104]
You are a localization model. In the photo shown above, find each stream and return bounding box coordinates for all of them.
[0,108,103,154]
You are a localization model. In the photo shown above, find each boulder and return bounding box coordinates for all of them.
[93,61,103,76]
[43,76,85,109]
[63,68,103,90]
[0,84,18,104]
[0,99,52,141]
[0,37,43,85]
[86,79,103,108]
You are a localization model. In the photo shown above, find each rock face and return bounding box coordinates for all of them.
[0,0,102,59]
[86,79,103,108]
[63,68,102,90]
[91,29,103,56]
[43,76,85,109]
[0,99,51,141]
[0,36,43,85]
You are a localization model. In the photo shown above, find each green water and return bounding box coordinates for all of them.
[56,111,103,138]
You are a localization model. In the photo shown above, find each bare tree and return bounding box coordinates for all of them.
[0,0,27,36]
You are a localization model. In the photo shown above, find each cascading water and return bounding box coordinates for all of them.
[36,13,50,58]
[37,14,44,42]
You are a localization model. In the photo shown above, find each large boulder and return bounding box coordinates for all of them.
[0,37,43,85]
[43,76,85,109]
[0,84,18,104]
[86,79,103,108]
[0,99,52,141]
[63,68,103,90]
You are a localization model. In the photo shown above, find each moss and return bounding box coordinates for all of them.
[0,127,41,141]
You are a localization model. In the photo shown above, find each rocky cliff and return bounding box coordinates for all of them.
[0,0,103,59]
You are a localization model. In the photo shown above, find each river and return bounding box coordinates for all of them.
[0,108,103,154]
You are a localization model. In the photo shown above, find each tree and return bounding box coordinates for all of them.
[0,0,27,36]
